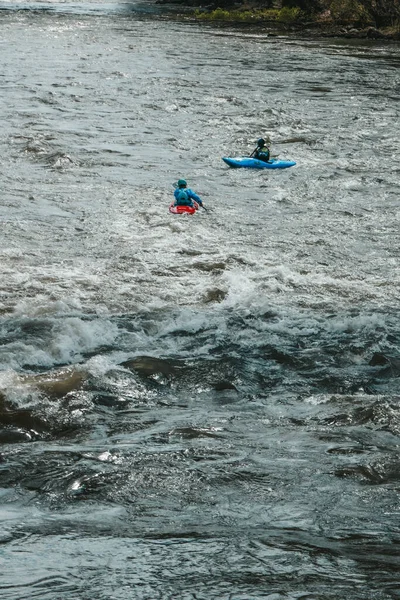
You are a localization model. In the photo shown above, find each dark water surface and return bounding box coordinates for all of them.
[0,2,399,598]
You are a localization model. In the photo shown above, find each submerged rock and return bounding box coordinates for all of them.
[211,380,238,391]
[0,428,33,444]
[0,394,48,436]
[121,356,179,377]
[21,368,87,398]
[369,353,400,377]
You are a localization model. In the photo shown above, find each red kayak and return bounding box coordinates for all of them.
[169,201,199,215]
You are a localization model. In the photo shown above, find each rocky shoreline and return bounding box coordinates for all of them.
[155,0,400,40]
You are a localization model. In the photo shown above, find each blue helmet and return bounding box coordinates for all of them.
[257,138,266,147]
[177,179,187,187]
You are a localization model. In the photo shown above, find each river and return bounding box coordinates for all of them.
[0,1,399,598]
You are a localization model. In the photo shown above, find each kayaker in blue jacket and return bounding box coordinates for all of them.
[174,179,203,208]
[251,138,271,163]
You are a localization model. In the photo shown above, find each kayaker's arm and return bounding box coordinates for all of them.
[188,189,203,206]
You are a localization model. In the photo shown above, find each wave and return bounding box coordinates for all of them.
[0,1,166,17]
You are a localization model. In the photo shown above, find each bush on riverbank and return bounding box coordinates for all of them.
[329,0,372,26]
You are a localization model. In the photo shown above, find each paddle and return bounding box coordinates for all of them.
[249,145,274,159]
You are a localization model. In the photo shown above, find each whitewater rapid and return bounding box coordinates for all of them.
[0,2,399,599]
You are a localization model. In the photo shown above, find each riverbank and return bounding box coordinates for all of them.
[155,0,400,40]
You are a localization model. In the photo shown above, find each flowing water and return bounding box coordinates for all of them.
[1,1,400,598]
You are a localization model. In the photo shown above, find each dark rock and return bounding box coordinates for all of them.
[366,26,385,38]
[212,380,238,391]
[121,356,178,377]
[0,428,33,444]
[369,353,400,377]
[369,352,390,366]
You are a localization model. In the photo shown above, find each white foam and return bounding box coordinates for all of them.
[0,316,119,371]
[13,296,83,317]
[51,317,118,361]
[219,269,258,310]
[325,313,386,334]
[85,354,123,377]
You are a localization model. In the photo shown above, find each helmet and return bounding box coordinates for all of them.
[257,138,266,147]
[177,179,187,187]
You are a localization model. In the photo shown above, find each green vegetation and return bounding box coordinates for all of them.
[195,6,303,23]
[277,6,303,22]
[193,0,400,33]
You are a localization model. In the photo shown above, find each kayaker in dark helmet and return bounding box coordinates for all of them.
[173,179,203,208]
[251,138,271,163]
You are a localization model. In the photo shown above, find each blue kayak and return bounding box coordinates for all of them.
[222,156,296,169]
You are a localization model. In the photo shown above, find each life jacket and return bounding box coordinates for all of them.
[176,189,191,205]
[256,147,270,161]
